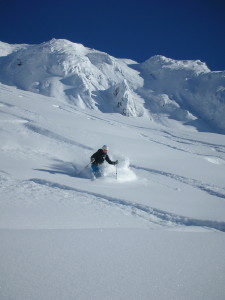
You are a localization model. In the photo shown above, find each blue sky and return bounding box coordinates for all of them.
[1,0,225,70]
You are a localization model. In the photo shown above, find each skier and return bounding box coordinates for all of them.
[90,145,118,178]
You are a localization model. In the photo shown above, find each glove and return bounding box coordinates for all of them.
[114,160,118,165]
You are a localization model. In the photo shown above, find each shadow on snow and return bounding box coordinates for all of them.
[34,159,92,179]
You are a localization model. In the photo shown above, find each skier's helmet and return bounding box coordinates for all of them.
[102,145,109,152]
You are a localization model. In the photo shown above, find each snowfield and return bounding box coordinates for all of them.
[0,39,225,300]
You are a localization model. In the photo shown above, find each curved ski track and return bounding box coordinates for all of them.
[131,165,225,200]
[30,178,225,232]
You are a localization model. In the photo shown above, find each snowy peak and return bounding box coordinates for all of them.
[0,41,28,57]
[0,39,225,132]
[0,39,143,114]
[46,38,88,55]
[137,55,225,131]
[141,55,210,74]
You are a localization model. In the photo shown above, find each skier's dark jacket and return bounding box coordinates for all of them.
[91,149,116,165]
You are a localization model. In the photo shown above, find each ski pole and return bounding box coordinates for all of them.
[78,160,92,175]
[115,164,118,180]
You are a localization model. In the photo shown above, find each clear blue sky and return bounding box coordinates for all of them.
[1,0,225,70]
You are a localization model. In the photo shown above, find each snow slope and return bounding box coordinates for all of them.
[0,39,225,131]
[0,81,225,300]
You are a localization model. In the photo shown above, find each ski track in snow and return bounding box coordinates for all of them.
[131,164,225,200]
[1,85,225,232]
[0,109,32,123]
[61,105,225,159]
[160,129,225,149]
[53,105,225,160]
[140,132,225,160]
[29,178,225,232]
[0,101,14,108]
[25,123,93,151]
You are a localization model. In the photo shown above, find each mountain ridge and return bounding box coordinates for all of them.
[0,39,224,132]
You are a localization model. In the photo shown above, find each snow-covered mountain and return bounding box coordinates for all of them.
[0,39,225,131]
[0,39,225,300]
